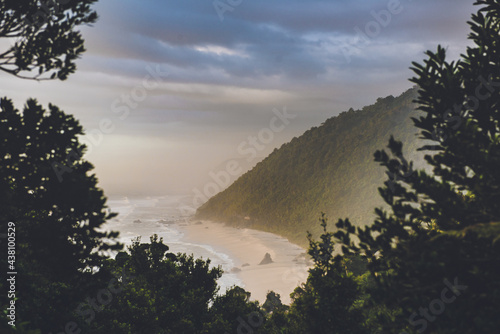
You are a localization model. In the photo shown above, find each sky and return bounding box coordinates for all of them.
[0,0,476,203]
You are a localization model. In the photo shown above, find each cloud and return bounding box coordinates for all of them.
[80,0,474,87]
[0,0,477,195]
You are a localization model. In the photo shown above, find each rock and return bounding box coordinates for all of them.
[230,267,242,273]
[133,219,142,224]
[242,263,250,267]
[195,221,203,225]
[259,253,274,265]
[157,219,172,225]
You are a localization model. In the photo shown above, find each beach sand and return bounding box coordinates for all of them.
[179,220,311,305]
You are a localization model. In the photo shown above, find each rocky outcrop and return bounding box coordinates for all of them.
[259,253,273,265]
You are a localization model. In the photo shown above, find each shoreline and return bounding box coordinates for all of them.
[178,220,310,305]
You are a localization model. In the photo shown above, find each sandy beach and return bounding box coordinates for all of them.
[179,220,311,305]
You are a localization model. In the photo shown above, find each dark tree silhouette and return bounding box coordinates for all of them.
[284,215,367,334]
[0,0,98,80]
[87,235,225,333]
[333,1,500,333]
[0,1,123,333]
[0,98,121,332]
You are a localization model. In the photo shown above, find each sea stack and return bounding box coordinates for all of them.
[259,252,273,265]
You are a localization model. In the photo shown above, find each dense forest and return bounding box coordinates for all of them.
[196,87,426,246]
[1,0,500,333]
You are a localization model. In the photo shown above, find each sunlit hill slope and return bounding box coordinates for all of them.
[196,87,424,246]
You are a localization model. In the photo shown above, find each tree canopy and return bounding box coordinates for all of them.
[0,0,98,80]
[0,98,121,332]
[330,0,500,332]
[196,88,423,246]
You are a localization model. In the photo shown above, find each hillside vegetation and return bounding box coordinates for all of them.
[196,87,424,245]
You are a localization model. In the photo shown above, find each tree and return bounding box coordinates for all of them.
[285,214,368,334]
[333,0,500,333]
[85,235,224,333]
[0,0,98,80]
[204,285,265,334]
[0,98,121,332]
[0,1,123,332]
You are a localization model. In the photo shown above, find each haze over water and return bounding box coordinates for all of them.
[104,195,309,303]
[0,1,475,199]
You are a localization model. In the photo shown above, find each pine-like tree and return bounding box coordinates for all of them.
[335,1,500,332]
[0,98,121,332]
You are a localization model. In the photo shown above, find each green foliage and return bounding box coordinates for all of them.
[0,1,119,332]
[0,98,121,332]
[262,291,287,314]
[283,214,367,334]
[331,1,500,333]
[197,88,424,246]
[0,0,98,80]
[0,319,41,334]
[81,235,223,333]
[204,286,266,333]
[80,235,271,334]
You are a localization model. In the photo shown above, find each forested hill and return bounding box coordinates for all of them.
[196,87,424,246]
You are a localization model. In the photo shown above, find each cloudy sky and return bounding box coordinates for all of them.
[0,0,476,200]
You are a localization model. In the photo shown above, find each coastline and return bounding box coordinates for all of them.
[179,220,311,305]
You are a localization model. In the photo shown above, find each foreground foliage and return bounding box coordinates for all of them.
[0,99,121,333]
[0,0,98,80]
[332,0,500,332]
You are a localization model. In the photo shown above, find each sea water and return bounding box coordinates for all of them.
[102,195,242,294]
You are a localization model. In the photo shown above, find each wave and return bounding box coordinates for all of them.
[104,195,243,294]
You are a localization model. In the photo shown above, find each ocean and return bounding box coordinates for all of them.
[102,195,243,294]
